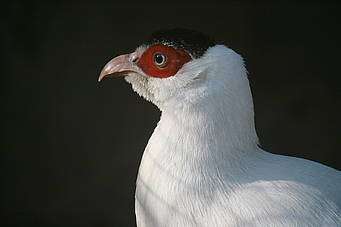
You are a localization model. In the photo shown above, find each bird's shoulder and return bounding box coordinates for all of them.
[217,179,341,226]
[256,152,341,197]
[215,152,341,225]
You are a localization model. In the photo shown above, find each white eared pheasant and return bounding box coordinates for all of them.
[99,28,341,227]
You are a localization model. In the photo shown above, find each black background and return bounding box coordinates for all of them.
[2,1,341,226]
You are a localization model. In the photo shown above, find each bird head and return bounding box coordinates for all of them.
[99,28,249,112]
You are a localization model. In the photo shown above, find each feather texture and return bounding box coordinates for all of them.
[125,45,341,226]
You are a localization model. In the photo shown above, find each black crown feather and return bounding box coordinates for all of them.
[144,28,216,59]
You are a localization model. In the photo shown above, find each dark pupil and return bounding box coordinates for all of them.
[154,53,165,65]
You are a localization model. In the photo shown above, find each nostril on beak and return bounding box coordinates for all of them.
[130,54,139,63]
[132,56,138,63]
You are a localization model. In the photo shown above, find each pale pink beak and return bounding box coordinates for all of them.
[98,52,142,82]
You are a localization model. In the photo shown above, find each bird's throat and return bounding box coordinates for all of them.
[138,101,259,186]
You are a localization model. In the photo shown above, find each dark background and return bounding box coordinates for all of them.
[2,1,341,226]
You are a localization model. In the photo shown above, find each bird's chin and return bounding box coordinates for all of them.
[124,74,156,104]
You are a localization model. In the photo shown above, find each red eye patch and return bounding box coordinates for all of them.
[137,44,191,78]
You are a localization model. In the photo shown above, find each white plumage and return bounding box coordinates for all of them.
[99,35,341,226]
[124,45,341,226]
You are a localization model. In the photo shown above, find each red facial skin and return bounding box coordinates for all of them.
[137,44,192,78]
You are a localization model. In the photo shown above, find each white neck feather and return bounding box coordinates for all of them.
[134,45,341,227]
[139,46,260,184]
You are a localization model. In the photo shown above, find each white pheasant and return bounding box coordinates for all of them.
[99,28,341,226]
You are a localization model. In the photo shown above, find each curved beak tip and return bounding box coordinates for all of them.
[98,53,134,83]
[98,71,107,82]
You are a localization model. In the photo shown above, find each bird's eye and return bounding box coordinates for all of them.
[153,53,167,67]
[137,44,191,78]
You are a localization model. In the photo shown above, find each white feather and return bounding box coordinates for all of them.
[125,45,341,226]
